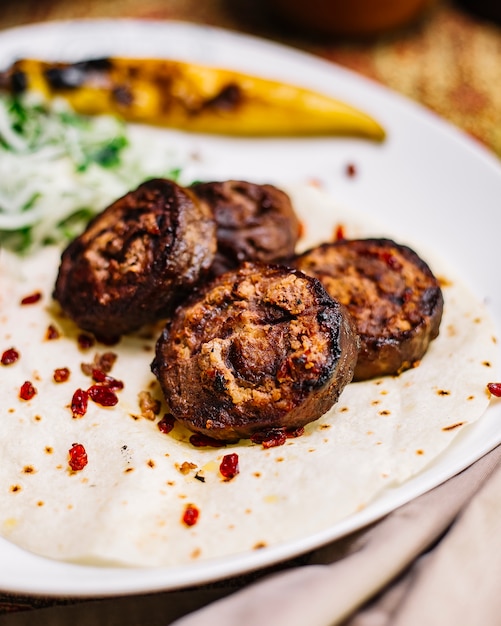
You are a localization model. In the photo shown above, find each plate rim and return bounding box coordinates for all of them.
[0,17,500,598]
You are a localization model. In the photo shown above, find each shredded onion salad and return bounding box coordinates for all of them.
[0,93,186,253]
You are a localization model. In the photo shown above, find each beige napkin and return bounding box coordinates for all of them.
[2,444,501,626]
[171,443,501,626]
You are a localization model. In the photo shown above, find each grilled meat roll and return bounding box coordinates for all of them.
[53,178,216,340]
[152,262,359,441]
[293,238,444,381]
[190,180,300,276]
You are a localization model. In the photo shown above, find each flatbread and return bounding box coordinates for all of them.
[0,184,497,567]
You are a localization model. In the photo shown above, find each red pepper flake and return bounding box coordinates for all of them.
[487,382,501,397]
[189,433,226,448]
[1,347,20,365]
[88,384,119,407]
[286,426,305,439]
[20,291,42,305]
[182,503,200,527]
[251,428,287,448]
[345,163,357,177]
[77,333,95,350]
[97,352,117,373]
[91,369,124,390]
[219,453,239,480]
[250,426,304,448]
[81,352,117,376]
[45,324,60,340]
[158,413,176,434]
[68,443,88,471]
[334,224,346,241]
[19,381,37,401]
[53,367,70,383]
[91,368,108,383]
[71,388,89,418]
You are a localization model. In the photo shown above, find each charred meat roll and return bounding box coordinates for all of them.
[293,238,444,381]
[53,178,216,340]
[190,180,301,275]
[152,262,359,441]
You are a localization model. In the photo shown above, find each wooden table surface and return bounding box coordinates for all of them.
[1,0,501,158]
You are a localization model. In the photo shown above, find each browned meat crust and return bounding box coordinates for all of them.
[190,180,300,276]
[53,178,216,340]
[293,238,444,381]
[152,262,359,441]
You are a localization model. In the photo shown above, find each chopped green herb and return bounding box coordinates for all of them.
[0,93,185,253]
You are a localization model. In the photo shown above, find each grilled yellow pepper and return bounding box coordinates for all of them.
[0,57,385,140]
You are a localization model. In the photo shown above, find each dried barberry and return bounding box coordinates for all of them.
[53,367,70,383]
[487,382,501,397]
[158,414,175,434]
[219,453,239,479]
[182,504,200,527]
[19,381,37,401]
[20,291,42,305]
[1,348,19,366]
[71,388,89,418]
[68,443,88,471]
[88,385,119,407]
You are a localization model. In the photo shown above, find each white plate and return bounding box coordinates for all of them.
[0,18,500,597]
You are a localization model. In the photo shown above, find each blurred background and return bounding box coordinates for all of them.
[1,0,500,157]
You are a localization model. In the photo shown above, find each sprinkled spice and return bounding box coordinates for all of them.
[487,382,501,397]
[91,369,124,390]
[19,381,36,400]
[20,291,42,305]
[158,414,175,434]
[97,352,117,373]
[53,367,70,383]
[179,461,197,474]
[334,224,346,241]
[286,426,305,439]
[71,388,89,418]
[81,352,117,376]
[251,426,304,448]
[219,453,239,479]
[88,384,118,407]
[68,443,88,471]
[251,429,287,448]
[345,163,357,177]
[1,347,19,365]
[182,504,200,527]
[138,390,161,420]
[45,324,60,340]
